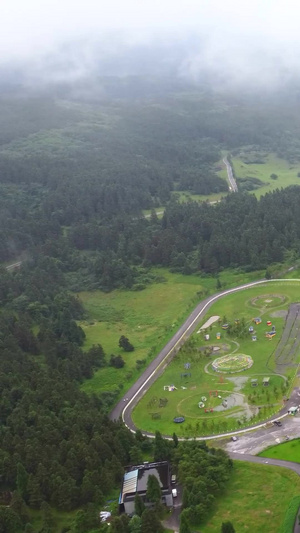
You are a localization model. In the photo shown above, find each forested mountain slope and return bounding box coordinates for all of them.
[2,79,300,529]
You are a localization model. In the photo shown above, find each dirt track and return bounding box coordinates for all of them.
[273,303,300,371]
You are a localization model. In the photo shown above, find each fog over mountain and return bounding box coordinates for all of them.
[2,0,300,92]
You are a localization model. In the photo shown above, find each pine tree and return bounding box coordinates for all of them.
[17,462,28,499]
[146,475,161,504]
[180,513,191,533]
[172,432,179,447]
[134,493,145,516]
[141,509,163,533]
[129,514,142,533]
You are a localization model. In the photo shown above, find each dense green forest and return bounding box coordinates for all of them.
[2,78,300,530]
[2,83,300,266]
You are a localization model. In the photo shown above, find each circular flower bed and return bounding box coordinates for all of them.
[212,353,253,373]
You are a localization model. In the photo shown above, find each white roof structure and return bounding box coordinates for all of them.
[120,469,138,503]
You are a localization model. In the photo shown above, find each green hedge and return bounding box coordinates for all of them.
[279,495,300,533]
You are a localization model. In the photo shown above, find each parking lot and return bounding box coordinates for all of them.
[226,412,300,455]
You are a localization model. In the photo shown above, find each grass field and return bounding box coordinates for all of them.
[200,461,300,533]
[132,281,300,436]
[79,268,265,400]
[259,438,300,462]
[232,151,300,197]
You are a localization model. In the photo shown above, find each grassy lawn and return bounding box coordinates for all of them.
[172,190,226,204]
[200,461,300,533]
[79,268,265,400]
[132,281,300,436]
[259,438,300,462]
[232,151,300,197]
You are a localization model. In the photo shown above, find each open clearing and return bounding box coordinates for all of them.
[232,151,300,197]
[200,461,300,533]
[79,268,263,400]
[132,282,300,437]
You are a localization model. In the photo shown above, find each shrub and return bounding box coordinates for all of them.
[279,495,300,533]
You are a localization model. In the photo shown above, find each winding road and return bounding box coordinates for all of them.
[110,278,300,433]
[109,278,300,532]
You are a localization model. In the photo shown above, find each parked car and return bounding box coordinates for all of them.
[171,474,177,484]
[274,420,282,426]
[172,488,177,498]
[231,436,238,442]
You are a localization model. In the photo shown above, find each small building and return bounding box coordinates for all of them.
[263,377,270,387]
[288,406,299,416]
[251,379,258,387]
[222,324,229,330]
[119,461,173,515]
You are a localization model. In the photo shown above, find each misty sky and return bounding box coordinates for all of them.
[2,0,300,59]
[2,0,300,88]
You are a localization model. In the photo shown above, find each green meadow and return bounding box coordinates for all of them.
[232,151,300,197]
[132,281,300,437]
[200,461,300,533]
[259,438,300,462]
[79,268,265,400]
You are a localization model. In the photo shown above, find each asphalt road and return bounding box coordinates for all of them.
[109,278,300,533]
[223,156,238,192]
[109,278,300,428]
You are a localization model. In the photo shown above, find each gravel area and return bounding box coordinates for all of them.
[197,315,220,331]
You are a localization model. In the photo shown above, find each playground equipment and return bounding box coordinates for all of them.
[173,416,185,423]
[252,335,257,341]
[164,385,177,391]
[180,372,191,378]
[198,402,205,408]
[209,390,218,397]
[253,317,262,325]
[267,320,272,326]
[184,362,191,370]
[249,326,254,333]
[204,408,214,413]
[201,396,207,402]
[222,324,229,330]
[265,330,276,339]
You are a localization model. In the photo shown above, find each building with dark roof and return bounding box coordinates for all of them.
[119,461,173,515]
